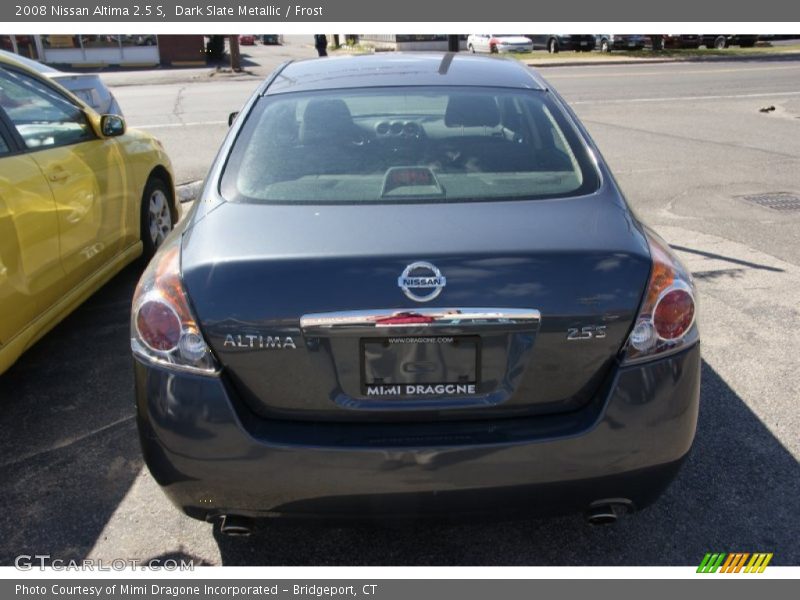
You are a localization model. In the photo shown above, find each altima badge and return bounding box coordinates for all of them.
[398,261,446,302]
[223,334,296,349]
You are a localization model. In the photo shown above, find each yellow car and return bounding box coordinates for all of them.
[0,53,176,375]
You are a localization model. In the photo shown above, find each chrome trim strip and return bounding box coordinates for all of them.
[131,344,222,377]
[300,308,541,335]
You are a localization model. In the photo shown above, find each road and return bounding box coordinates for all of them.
[0,52,798,566]
[118,51,800,265]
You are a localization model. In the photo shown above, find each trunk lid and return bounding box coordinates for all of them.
[181,194,651,421]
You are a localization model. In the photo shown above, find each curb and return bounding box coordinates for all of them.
[176,180,203,204]
[105,71,262,87]
[529,58,680,68]
[528,51,800,68]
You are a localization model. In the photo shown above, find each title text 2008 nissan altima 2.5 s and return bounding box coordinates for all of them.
[132,54,699,534]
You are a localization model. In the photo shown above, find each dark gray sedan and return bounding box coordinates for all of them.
[132,54,699,535]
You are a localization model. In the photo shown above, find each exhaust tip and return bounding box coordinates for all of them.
[218,515,253,537]
[586,498,633,525]
[587,508,618,525]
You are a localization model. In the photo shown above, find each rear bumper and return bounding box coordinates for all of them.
[135,343,700,520]
[496,46,534,54]
[565,39,597,51]
[612,39,646,50]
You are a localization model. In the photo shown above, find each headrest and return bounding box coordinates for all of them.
[260,103,298,145]
[300,98,355,144]
[444,95,501,128]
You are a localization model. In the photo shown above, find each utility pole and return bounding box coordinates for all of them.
[447,35,460,52]
[229,35,241,71]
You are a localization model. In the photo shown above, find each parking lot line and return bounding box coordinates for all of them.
[133,120,227,129]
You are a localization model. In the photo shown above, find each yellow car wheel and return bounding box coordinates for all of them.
[141,177,174,260]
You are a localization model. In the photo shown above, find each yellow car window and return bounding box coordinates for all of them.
[0,68,93,150]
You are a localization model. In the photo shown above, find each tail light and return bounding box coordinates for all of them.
[131,237,218,375]
[622,230,698,364]
[375,312,436,326]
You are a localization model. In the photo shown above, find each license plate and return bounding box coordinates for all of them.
[361,336,478,397]
[580,41,588,46]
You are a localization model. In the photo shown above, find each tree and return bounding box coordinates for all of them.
[650,35,664,51]
[228,35,241,71]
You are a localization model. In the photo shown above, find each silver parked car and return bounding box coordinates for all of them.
[0,49,123,116]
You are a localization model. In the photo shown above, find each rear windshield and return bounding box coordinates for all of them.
[221,86,600,205]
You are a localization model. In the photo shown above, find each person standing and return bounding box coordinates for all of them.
[314,34,328,57]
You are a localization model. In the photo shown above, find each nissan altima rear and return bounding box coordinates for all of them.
[132,54,699,531]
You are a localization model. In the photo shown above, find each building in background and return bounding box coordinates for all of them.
[0,34,206,67]
[355,35,468,51]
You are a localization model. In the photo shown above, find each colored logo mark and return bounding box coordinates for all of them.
[697,552,773,573]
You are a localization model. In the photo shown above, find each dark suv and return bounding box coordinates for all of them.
[702,35,759,49]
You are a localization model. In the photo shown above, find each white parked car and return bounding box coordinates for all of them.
[467,34,533,54]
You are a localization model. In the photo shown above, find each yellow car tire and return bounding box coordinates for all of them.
[140,176,175,260]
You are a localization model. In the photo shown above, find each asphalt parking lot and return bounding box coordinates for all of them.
[1,49,799,566]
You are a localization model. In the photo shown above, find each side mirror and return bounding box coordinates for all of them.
[228,111,239,127]
[100,114,126,137]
